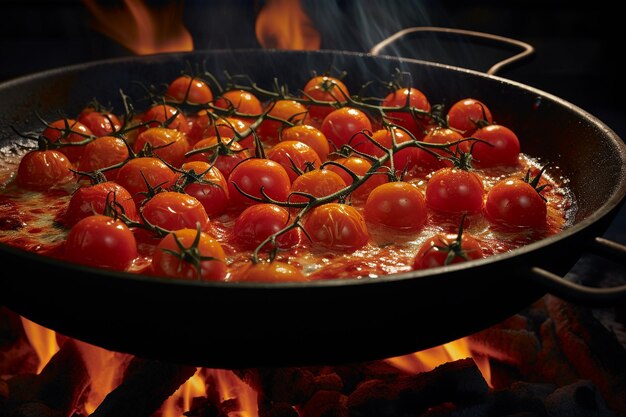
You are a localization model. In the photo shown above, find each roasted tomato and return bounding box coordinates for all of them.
[289,169,347,204]
[425,168,485,214]
[471,124,520,168]
[77,107,122,137]
[233,203,300,250]
[303,203,369,250]
[115,157,178,205]
[265,140,321,182]
[364,182,427,231]
[228,158,291,207]
[320,107,372,150]
[280,124,330,162]
[141,191,210,233]
[230,261,306,283]
[186,135,250,179]
[16,149,74,191]
[485,178,547,228]
[166,75,213,104]
[302,75,350,121]
[152,228,227,281]
[63,181,138,227]
[42,119,93,162]
[78,136,130,181]
[447,98,493,137]
[413,232,484,269]
[214,89,263,116]
[180,161,229,218]
[382,87,431,138]
[256,100,307,144]
[414,127,467,171]
[133,127,190,168]
[141,103,190,134]
[325,156,388,202]
[65,214,137,271]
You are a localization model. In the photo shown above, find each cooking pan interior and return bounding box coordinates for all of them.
[0,50,625,368]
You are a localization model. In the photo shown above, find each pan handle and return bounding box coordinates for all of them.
[369,26,535,76]
[528,237,626,307]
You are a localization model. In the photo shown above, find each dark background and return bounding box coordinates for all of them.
[1,0,624,236]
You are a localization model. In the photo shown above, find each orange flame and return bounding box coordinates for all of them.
[386,337,493,387]
[210,368,258,417]
[256,0,321,50]
[83,0,193,55]
[20,316,59,374]
[74,340,133,414]
[162,368,207,417]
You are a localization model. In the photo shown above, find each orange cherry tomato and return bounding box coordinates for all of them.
[133,127,190,168]
[280,124,330,161]
[320,107,372,150]
[302,75,350,121]
[265,140,321,182]
[116,157,178,205]
[364,182,427,231]
[447,98,493,137]
[303,203,369,250]
[16,149,74,191]
[43,119,93,162]
[382,88,431,139]
[78,136,129,181]
[289,169,347,204]
[227,158,291,207]
[256,100,307,143]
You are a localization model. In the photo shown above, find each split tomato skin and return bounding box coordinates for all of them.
[152,228,227,281]
[485,179,547,228]
[413,232,484,269]
[65,214,137,271]
[425,168,485,214]
[364,182,427,231]
[303,203,369,251]
[16,149,74,191]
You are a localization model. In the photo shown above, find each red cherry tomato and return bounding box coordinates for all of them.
[214,89,263,116]
[302,75,350,121]
[65,214,137,271]
[364,182,427,231]
[447,98,493,137]
[116,157,178,205]
[382,88,431,138]
[320,107,372,150]
[425,168,485,214]
[77,108,122,137]
[233,203,300,250]
[289,169,347,204]
[280,125,330,162]
[471,125,520,168]
[166,75,213,104]
[133,127,190,168]
[141,191,210,233]
[64,181,138,227]
[142,103,190,134]
[303,203,369,250]
[152,228,227,281]
[414,127,467,171]
[485,178,547,228]
[16,149,74,191]
[230,261,307,283]
[201,116,255,149]
[186,136,250,179]
[227,158,291,207]
[256,100,307,143]
[325,156,388,202]
[350,127,420,173]
[78,136,130,181]
[265,140,321,182]
[413,232,484,269]
[43,119,93,162]
[180,161,229,217]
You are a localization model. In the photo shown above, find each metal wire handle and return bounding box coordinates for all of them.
[369,26,535,76]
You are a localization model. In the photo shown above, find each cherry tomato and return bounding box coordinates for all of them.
[280,125,330,161]
[447,98,493,137]
[43,119,93,162]
[180,161,229,217]
[364,182,427,231]
[350,127,420,173]
[227,158,291,207]
[414,127,467,171]
[233,203,300,250]
[77,108,122,137]
[214,89,263,116]
[152,228,227,281]
[16,149,74,191]
[413,232,484,269]
[302,75,350,121]
[141,191,210,232]
[142,103,190,134]
[485,178,547,227]
[289,169,347,204]
[78,136,130,181]
[116,157,178,205]
[186,136,250,179]
[382,87,431,138]
[325,156,388,202]
[303,203,369,250]
[201,116,254,149]
[256,100,307,144]
[166,75,213,104]
[320,107,372,150]
[65,214,137,271]
[231,261,306,283]
[265,140,321,182]
[64,181,138,227]
[471,124,520,168]
[133,127,190,168]
[425,168,484,214]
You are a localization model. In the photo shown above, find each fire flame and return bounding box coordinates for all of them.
[82,0,193,55]
[387,338,493,387]
[20,316,59,374]
[255,0,321,50]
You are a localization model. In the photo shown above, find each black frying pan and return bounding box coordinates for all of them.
[0,49,625,369]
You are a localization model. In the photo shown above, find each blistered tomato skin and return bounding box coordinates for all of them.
[64,181,138,227]
[233,203,300,250]
[16,150,74,191]
[303,203,369,251]
[364,182,427,231]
